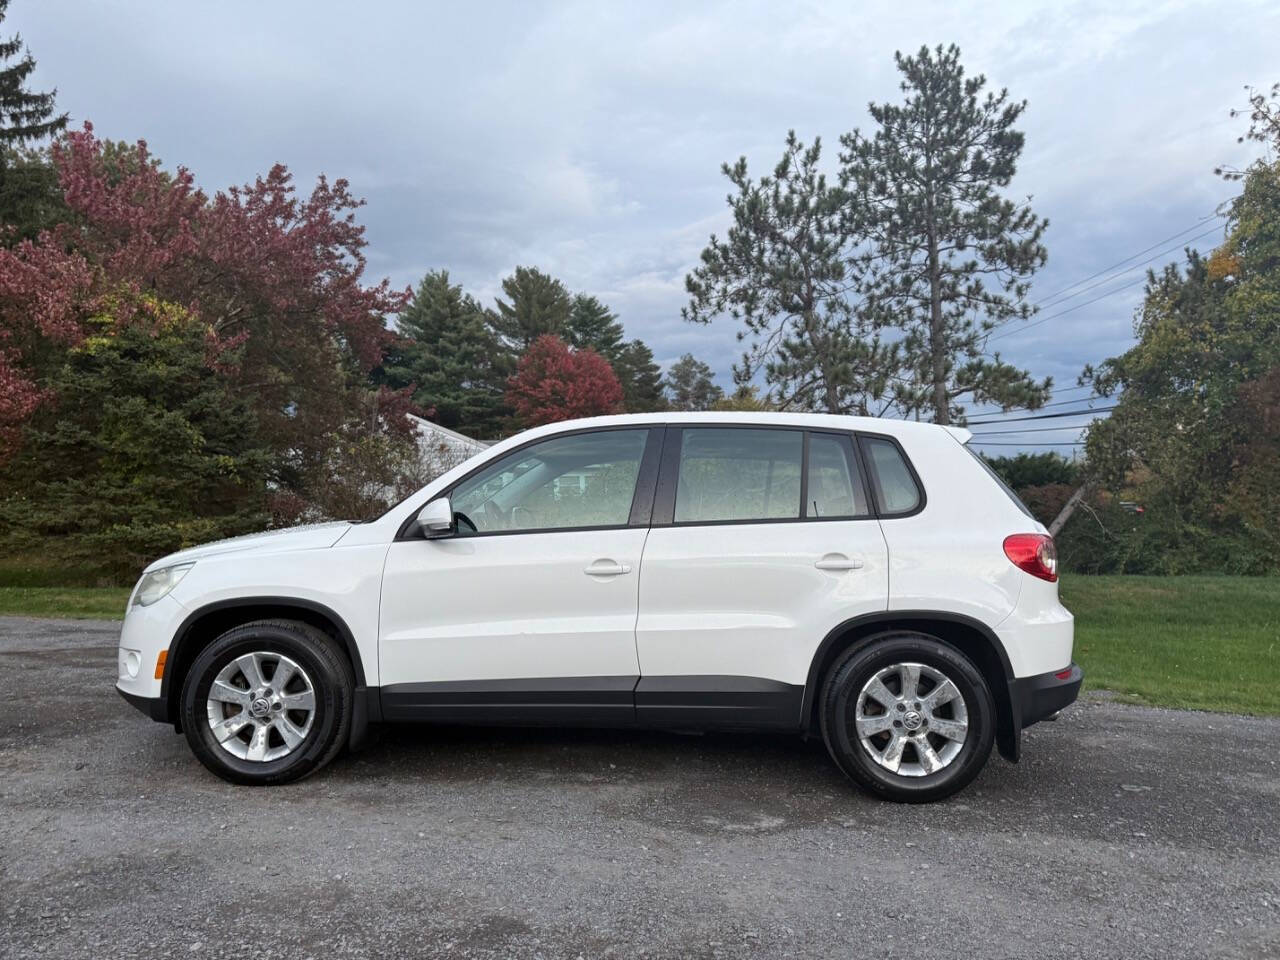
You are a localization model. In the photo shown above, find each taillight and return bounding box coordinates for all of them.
[1003,533,1058,582]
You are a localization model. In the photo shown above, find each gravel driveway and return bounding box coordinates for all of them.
[1,616,1277,959]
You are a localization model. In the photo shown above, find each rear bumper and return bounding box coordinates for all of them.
[117,686,170,723]
[1011,662,1082,729]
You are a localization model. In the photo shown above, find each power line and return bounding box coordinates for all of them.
[1033,224,1224,313]
[959,389,1105,418]
[988,278,1149,342]
[965,404,1117,426]
[971,422,1104,436]
[972,441,1084,446]
[1030,214,1223,308]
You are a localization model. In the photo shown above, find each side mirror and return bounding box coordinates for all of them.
[417,497,455,539]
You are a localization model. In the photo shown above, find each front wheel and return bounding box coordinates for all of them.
[180,619,354,785]
[819,632,995,803]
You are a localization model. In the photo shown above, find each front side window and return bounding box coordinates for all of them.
[862,436,922,515]
[450,429,648,534]
[674,428,802,523]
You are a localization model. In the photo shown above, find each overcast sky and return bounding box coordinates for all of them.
[12,0,1277,451]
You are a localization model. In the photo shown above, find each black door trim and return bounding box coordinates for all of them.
[379,674,804,731]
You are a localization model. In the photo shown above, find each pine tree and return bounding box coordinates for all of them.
[0,1,67,145]
[683,131,899,414]
[0,299,270,580]
[664,353,723,411]
[615,339,665,412]
[380,270,508,439]
[491,266,572,351]
[840,44,1050,425]
[565,293,624,362]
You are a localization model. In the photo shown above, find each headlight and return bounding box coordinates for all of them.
[131,563,195,607]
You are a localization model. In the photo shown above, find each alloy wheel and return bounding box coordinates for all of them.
[205,651,316,762]
[853,661,969,777]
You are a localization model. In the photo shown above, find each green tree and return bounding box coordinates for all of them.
[0,298,270,580]
[982,452,1079,490]
[684,131,897,414]
[840,44,1050,424]
[380,270,508,439]
[0,1,68,243]
[492,266,572,351]
[564,293,624,363]
[1082,149,1280,572]
[615,338,665,412]
[0,0,67,145]
[710,385,775,412]
[664,353,723,411]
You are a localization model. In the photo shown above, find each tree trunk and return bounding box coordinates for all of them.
[926,217,948,425]
[1049,483,1089,537]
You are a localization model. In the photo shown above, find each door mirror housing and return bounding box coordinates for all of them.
[417,497,455,539]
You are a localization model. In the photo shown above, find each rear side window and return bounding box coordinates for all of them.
[861,436,922,515]
[806,433,871,518]
[675,428,802,522]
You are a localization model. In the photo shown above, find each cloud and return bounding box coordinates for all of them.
[12,0,1278,448]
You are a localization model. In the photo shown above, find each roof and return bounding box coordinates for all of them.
[406,414,490,449]
[481,412,972,447]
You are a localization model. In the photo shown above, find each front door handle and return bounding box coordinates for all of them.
[584,559,632,577]
[815,553,864,572]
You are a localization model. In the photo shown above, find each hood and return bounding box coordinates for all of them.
[142,521,353,573]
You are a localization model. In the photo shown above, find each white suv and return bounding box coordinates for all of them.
[117,412,1079,802]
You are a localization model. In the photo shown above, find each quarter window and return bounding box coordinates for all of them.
[862,437,922,515]
[449,429,648,534]
[674,428,802,523]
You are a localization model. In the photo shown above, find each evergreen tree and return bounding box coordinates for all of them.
[615,339,665,412]
[492,266,572,351]
[381,270,508,439]
[0,1,67,145]
[0,298,270,580]
[0,1,69,243]
[840,44,1050,425]
[565,293,624,362]
[683,131,898,414]
[664,353,723,411]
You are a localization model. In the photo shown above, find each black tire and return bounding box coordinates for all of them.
[180,619,354,785]
[818,631,995,803]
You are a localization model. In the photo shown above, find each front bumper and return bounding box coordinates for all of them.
[1010,662,1083,729]
[117,687,170,722]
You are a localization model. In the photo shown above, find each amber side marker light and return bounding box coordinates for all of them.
[154,649,168,680]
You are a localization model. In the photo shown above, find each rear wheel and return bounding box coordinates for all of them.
[180,619,354,785]
[819,632,995,803]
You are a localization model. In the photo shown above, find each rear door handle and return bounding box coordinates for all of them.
[815,553,864,572]
[584,559,632,577]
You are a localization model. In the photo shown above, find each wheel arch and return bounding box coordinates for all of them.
[160,597,369,727]
[801,610,1021,762]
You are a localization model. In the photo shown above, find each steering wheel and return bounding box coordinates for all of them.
[453,511,478,534]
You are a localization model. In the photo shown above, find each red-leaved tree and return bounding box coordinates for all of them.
[0,122,408,466]
[506,334,623,426]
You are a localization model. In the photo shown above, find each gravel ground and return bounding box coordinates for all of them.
[1,616,1278,960]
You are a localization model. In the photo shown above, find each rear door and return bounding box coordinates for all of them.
[634,425,889,728]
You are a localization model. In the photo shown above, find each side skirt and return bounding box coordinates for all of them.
[378,675,804,732]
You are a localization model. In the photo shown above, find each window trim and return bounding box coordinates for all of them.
[395,425,665,541]
[651,424,876,528]
[855,431,928,519]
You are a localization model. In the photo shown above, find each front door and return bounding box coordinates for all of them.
[379,426,661,724]
[634,426,889,728]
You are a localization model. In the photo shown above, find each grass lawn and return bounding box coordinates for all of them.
[1063,575,1279,715]
[0,586,131,620]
